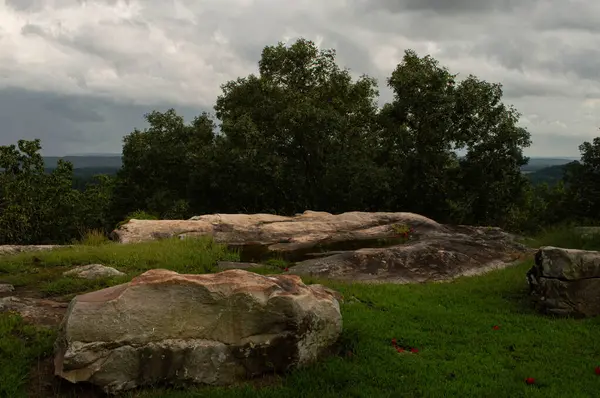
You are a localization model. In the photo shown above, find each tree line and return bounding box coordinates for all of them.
[1,39,598,244]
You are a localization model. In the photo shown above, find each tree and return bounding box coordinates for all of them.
[0,139,81,244]
[112,109,216,219]
[213,38,382,214]
[77,174,117,234]
[564,136,600,221]
[378,50,531,227]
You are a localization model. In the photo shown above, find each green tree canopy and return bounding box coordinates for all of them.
[0,139,81,244]
[378,50,531,227]
[564,136,600,220]
[213,38,382,213]
[113,109,216,219]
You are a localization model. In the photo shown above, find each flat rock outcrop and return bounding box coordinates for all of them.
[54,269,342,394]
[0,245,64,256]
[111,211,443,246]
[111,211,530,283]
[528,246,600,317]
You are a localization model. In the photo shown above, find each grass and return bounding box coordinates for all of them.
[524,224,600,251]
[0,312,55,398]
[0,237,239,297]
[1,227,600,397]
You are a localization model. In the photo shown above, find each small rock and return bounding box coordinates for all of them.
[0,284,15,293]
[63,264,126,280]
[0,296,68,327]
[216,261,278,271]
[0,245,65,256]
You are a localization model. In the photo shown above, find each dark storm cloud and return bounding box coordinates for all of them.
[0,88,205,155]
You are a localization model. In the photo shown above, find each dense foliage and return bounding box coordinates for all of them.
[1,39,598,244]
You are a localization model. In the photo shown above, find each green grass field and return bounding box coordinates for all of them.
[1,227,600,398]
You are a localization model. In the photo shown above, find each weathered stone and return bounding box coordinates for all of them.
[54,269,342,394]
[0,296,69,327]
[0,283,14,293]
[528,246,600,318]
[110,211,529,283]
[292,232,529,283]
[63,264,126,280]
[0,245,65,256]
[215,261,279,271]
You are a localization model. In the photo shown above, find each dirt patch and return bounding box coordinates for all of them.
[0,297,69,328]
[28,356,107,398]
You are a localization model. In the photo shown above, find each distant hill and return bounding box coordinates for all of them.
[43,155,122,169]
[520,157,577,173]
[526,164,568,185]
[42,155,122,190]
[39,155,578,188]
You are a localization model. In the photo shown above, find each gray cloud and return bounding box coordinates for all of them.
[0,0,598,157]
[366,0,526,14]
[5,0,45,12]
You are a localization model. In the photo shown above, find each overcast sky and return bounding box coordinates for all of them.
[1,0,598,157]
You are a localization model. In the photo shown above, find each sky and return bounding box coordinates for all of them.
[0,0,599,157]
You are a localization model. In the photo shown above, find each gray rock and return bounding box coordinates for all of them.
[215,261,278,271]
[0,284,15,293]
[0,245,65,256]
[63,264,126,280]
[528,246,600,318]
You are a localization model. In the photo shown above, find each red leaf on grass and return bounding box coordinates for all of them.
[492,325,500,330]
[594,366,600,375]
[410,347,419,353]
[396,347,404,353]
[391,338,397,346]
[525,377,535,385]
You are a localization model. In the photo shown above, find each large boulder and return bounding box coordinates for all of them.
[54,269,342,394]
[111,211,530,283]
[527,246,600,317]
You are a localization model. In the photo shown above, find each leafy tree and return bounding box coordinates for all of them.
[564,136,600,221]
[378,50,531,227]
[0,140,81,244]
[112,109,216,219]
[213,38,382,214]
[77,174,117,234]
